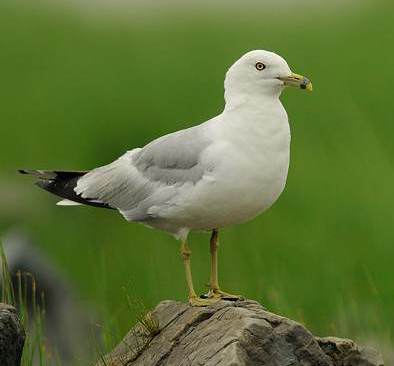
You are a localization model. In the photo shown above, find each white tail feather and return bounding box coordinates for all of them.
[56,199,82,206]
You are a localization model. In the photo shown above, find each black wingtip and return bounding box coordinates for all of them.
[20,169,114,210]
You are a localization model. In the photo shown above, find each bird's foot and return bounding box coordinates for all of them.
[188,295,221,307]
[202,288,244,301]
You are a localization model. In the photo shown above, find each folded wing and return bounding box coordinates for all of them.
[75,126,212,221]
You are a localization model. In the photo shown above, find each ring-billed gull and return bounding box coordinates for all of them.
[20,50,312,306]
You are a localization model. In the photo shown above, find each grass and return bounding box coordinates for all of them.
[1,244,51,366]
[0,0,393,362]
[101,293,160,365]
[1,244,14,305]
[96,287,160,366]
[1,242,160,365]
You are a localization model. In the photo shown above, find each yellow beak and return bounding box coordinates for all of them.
[278,73,313,92]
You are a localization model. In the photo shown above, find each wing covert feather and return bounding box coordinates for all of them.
[75,126,213,220]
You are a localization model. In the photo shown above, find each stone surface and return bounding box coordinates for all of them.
[317,337,384,366]
[0,303,25,366]
[97,299,384,366]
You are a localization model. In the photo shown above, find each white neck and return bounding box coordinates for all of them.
[219,92,290,153]
[224,78,284,112]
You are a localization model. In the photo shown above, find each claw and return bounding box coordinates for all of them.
[189,295,221,307]
[205,289,244,301]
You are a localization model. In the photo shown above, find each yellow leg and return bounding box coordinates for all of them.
[180,241,197,299]
[207,229,243,301]
[209,229,220,291]
[180,241,219,306]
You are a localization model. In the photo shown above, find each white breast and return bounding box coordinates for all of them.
[166,100,291,230]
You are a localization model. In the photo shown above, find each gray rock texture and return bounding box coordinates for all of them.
[0,303,25,366]
[97,299,384,366]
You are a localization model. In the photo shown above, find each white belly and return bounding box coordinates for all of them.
[162,111,291,231]
[183,147,289,229]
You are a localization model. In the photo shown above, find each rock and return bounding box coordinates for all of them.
[317,337,385,366]
[97,299,384,366]
[0,303,25,366]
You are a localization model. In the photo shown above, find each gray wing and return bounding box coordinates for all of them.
[75,125,212,221]
[133,126,210,184]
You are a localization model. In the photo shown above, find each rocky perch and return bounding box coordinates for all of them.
[0,303,25,366]
[97,299,384,366]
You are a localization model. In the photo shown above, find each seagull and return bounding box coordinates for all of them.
[20,50,312,306]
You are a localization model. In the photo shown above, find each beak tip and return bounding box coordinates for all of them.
[301,78,313,92]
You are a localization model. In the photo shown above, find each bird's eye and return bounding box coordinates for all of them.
[255,62,266,71]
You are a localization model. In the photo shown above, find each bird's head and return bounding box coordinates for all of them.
[224,50,312,105]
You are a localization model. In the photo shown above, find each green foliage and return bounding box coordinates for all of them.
[0,0,393,358]
[1,244,53,366]
[1,244,14,305]
[124,289,159,338]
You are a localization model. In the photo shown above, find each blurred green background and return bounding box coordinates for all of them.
[1,0,393,361]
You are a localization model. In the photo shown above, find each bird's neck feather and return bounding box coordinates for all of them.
[224,89,283,112]
[223,93,287,125]
[218,95,290,150]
